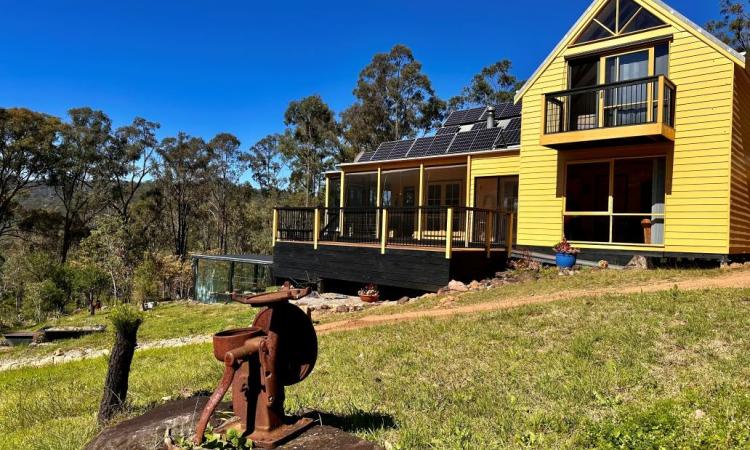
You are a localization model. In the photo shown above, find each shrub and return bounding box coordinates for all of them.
[108,303,144,335]
[132,254,160,306]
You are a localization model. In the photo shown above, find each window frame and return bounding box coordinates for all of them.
[571,0,670,47]
[563,155,667,247]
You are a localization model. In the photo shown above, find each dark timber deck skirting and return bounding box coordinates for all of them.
[273,242,507,292]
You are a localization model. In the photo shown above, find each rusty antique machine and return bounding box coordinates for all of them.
[194,283,317,448]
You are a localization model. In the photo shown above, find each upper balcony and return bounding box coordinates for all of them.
[541,75,676,149]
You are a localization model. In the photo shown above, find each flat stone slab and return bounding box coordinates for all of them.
[86,397,382,450]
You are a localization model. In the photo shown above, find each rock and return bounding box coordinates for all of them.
[349,305,364,312]
[53,348,64,357]
[447,280,468,292]
[397,296,410,305]
[439,296,458,307]
[318,304,331,310]
[468,280,482,291]
[598,260,609,270]
[334,305,349,313]
[420,293,437,299]
[626,255,652,270]
[694,409,706,419]
[86,397,382,450]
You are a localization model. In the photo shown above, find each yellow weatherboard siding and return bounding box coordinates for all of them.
[518,0,736,255]
[730,65,750,253]
[469,152,520,207]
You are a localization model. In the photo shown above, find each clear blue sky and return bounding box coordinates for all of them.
[0,0,719,148]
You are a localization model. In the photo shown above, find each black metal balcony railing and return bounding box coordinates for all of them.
[544,75,676,135]
[274,206,515,254]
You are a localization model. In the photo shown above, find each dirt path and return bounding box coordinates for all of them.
[315,269,750,335]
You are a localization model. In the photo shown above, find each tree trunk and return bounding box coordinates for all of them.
[89,293,95,316]
[60,217,73,263]
[98,327,139,425]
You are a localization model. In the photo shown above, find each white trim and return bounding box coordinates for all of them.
[515,0,746,103]
[339,146,521,168]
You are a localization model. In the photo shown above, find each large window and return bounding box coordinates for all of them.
[574,0,666,45]
[564,157,666,245]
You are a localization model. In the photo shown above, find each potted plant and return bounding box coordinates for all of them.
[553,238,580,269]
[358,283,380,303]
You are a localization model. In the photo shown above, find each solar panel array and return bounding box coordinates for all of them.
[355,103,522,162]
[406,136,435,158]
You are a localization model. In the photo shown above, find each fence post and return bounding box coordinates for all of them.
[313,208,320,250]
[506,212,515,257]
[485,212,493,258]
[272,209,278,247]
[445,208,453,259]
[381,209,388,255]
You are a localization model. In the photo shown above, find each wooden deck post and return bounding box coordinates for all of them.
[445,208,453,259]
[339,170,346,237]
[417,164,425,241]
[376,167,381,239]
[272,209,278,247]
[381,208,388,255]
[506,212,515,257]
[324,176,330,208]
[313,208,320,250]
[485,212,493,258]
[656,75,666,124]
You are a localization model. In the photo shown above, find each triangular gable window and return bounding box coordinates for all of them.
[574,0,666,45]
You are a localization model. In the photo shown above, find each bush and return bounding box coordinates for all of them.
[25,279,67,321]
[108,303,144,335]
[132,255,160,306]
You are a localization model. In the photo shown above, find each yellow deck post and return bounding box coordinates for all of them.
[339,170,345,236]
[445,207,453,259]
[381,208,388,255]
[506,212,515,257]
[324,176,330,208]
[465,156,472,247]
[485,212,493,258]
[376,167,382,239]
[313,208,320,250]
[272,209,278,247]
[417,164,424,241]
[657,75,666,124]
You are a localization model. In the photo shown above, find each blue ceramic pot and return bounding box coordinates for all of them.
[555,252,577,269]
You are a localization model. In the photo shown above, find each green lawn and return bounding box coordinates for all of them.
[2,285,750,449]
[0,301,257,362]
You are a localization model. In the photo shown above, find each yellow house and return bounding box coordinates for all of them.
[271,0,750,291]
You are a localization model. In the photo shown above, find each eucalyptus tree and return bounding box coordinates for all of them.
[99,117,160,226]
[341,44,446,157]
[246,134,285,195]
[707,0,750,53]
[282,95,339,205]
[155,132,211,259]
[207,132,244,253]
[48,108,111,263]
[449,60,523,110]
[0,108,59,240]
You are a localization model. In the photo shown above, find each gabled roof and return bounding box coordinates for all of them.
[515,0,746,103]
[352,103,521,164]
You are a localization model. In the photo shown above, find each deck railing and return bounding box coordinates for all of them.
[544,75,676,135]
[273,206,515,258]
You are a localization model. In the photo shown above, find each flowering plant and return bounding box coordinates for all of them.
[553,238,580,255]
[358,283,379,296]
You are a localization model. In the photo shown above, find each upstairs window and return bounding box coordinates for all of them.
[575,0,666,45]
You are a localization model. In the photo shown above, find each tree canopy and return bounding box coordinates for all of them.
[707,0,750,53]
[449,60,522,110]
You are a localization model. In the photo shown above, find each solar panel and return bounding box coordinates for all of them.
[443,110,467,126]
[425,133,455,156]
[500,103,522,118]
[470,128,502,151]
[462,107,487,124]
[503,129,521,146]
[380,139,414,160]
[370,140,398,161]
[471,122,487,131]
[436,126,460,135]
[357,149,376,162]
[504,117,521,131]
[406,136,435,158]
[446,130,479,154]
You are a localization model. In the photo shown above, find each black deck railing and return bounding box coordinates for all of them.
[274,206,514,255]
[544,75,676,135]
